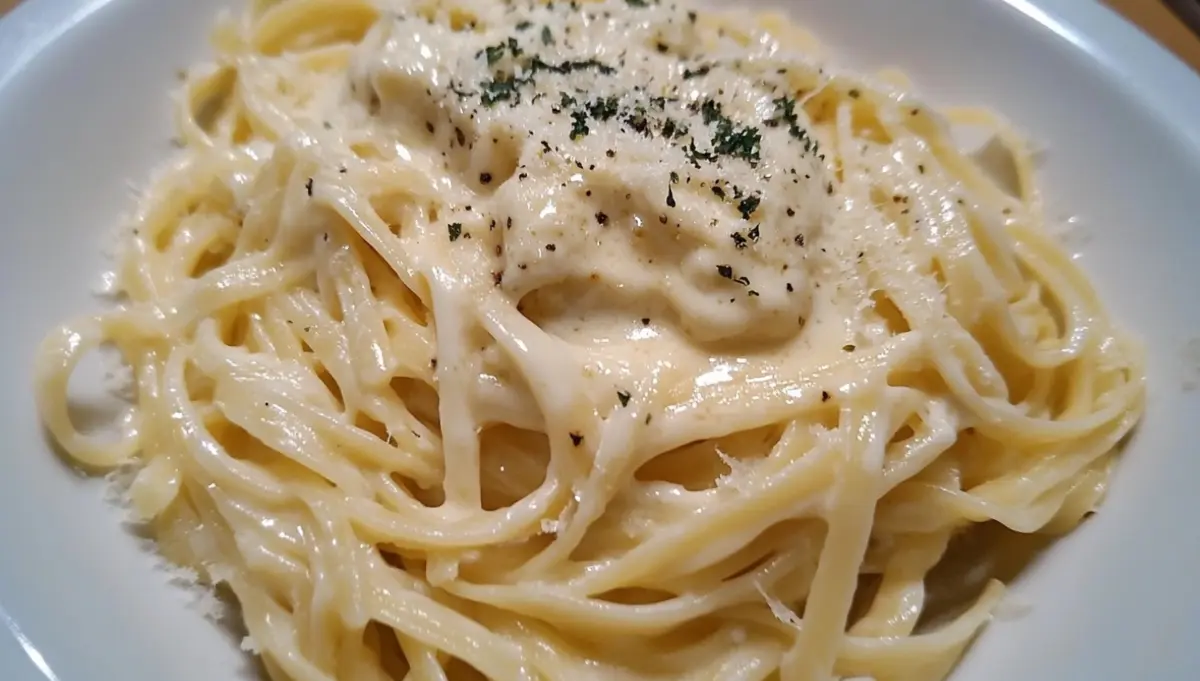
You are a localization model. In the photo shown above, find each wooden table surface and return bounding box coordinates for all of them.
[0,0,1197,71]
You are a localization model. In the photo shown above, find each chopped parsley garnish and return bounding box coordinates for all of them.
[541,26,554,45]
[448,223,463,241]
[731,232,748,249]
[700,99,724,125]
[764,95,817,153]
[683,64,711,79]
[483,44,507,66]
[480,75,524,106]
[626,0,649,6]
[587,96,620,121]
[712,186,726,199]
[737,196,760,219]
[529,57,616,76]
[670,171,679,183]
[570,110,590,139]
[747,225,760,242]
[712,122,761,163]
[516,20,533,30]
[624,108,651,136]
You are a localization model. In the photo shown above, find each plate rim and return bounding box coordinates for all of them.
[0,0,1198,679]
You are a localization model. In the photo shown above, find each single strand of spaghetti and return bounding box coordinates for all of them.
[782,402,886,681]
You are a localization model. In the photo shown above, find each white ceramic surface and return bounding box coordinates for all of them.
[1,1,1198,679]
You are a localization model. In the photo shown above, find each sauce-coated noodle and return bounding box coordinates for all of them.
[34,0,1144,679]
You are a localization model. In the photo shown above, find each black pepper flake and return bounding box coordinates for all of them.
[339,166,346,173]
[516,20,533,30]
[425,121,435,134]
[570,432,584,446]
[821,390,830,402]
[786,207,796,217]
[518,172,528,180]
[786,283,794,292]
[731,232,748,249]
[843,344,856,352]
[666,185,676,208]
[455,127,466,146]
[507,217,513,229]
[712,186,726,199]
[917,164,925,174]
[492,271,503,286]
[641,318,650,325]
[606,149,616,158]
[848,89,861,99]
[826,182,835,195]
[595,212,609,225]
[305,178,314,196]
[448,223,463,242]
[541,140,552,154]
[687,10,697,22]
[546,243,557,252]
[541,26,553,45]
[431,358,438,369]
[716,264,734,279]
[794,234,805,246]
[656,42,669,53]
[617,390,631,407]
[748,290,760,297]
[645,414,652,425]
[323,121,332,130]
[480,172,493,185]
[748,225,760,242]
[658,214,668,224]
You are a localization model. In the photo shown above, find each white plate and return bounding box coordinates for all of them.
[1,1,1198,679]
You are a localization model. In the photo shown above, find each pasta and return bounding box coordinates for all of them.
[33,0,1145,679]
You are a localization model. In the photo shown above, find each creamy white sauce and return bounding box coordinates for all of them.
[341,0,833,347]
